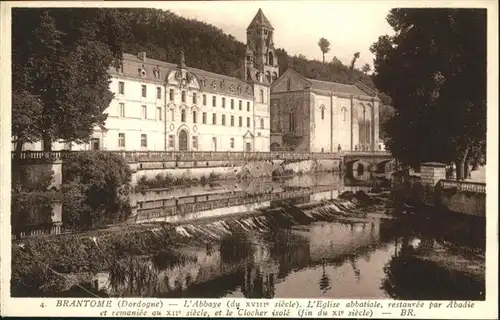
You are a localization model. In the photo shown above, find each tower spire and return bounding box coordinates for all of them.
[247,8,274,30]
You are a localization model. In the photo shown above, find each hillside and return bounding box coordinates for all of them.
[119,8,394,139]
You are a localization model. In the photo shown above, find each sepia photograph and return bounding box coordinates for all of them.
[4,0,491,305]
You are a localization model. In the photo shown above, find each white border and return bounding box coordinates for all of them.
[1,1,498,318]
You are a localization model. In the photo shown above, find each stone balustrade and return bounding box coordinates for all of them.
[439,179,486,194]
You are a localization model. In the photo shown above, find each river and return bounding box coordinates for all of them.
[23,172,485,300]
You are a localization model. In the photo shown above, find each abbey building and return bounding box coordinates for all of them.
[20,9,277,153]
[16,9,380,153]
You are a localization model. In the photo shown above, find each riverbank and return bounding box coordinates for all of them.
[11,190,387,296]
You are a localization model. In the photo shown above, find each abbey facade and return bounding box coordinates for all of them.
[20,9,278,153]
[17,9,380,153]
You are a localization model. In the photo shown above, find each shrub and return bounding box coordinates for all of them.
[61,152,132,230]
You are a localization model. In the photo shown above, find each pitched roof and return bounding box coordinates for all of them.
[247,9,274,30]
[307,78,373,97]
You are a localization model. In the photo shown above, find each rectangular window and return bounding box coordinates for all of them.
[212,96,216,107]
[141,105,147,119]
[142,85,147,98]
[239,100,242,110]
[169,89,174,101]
[119,103,125,118]
[168,135,174,148]
[222,114,226,126]
[157,87,162,99]
[239,116,242,127]
[260,89,264,103]
[212,113,217,125]
[181,109,186,122]
[118,81,125,94]
[193,93,197,104]
[230,99,234,109]
[156,107,162,121]
[181,91,186,103]
[171,109,175,121]
[247,117,250,128]
[192,136,198,149]
[202,112,207,124]
[247,101,250,112]
[203,94,207,106]
[230,115,234,126]
[261,118,265,129]
[230,138,235,149]
[222,97,226,108]
[118,133,125,148]
[141,134,147,147]
[193,111,197,123]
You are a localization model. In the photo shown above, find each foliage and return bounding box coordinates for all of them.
[350,52,360,70]
[11,225,185,296]
[370,9,486,177]
[12,8,130,151]
[11,190,62,234]
[317,37,331,63]
[361,63,371,74]
[61,152,132,229]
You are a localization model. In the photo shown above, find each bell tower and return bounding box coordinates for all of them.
[245,8,279,84]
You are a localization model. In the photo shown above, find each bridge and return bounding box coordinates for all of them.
[12,150,392,165]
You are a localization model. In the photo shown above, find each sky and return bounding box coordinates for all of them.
[152,1,397,70]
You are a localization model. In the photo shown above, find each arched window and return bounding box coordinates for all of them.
[341,107,347,122]
[268,52,274,66]
[181,109,186,122]
[320,105,325,120]
[260,118,264,129]
[286,78,291,91]
[272,72,278,82]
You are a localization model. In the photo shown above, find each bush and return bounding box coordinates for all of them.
[62,152,132,230]
[11,225,187,296]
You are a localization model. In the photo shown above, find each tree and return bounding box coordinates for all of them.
[350,52,360,69]
[370,9,486,179]
[361,63,371,74]
[12,9,130,151]
[318,37,331,63]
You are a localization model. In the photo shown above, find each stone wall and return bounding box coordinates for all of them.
[12,160,62,190]
[437,189,486,217]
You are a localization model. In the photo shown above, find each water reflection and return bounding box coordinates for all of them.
[97,213,484,300]
[58,172,484,300]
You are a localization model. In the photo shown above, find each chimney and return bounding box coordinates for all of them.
[138,52,146,62]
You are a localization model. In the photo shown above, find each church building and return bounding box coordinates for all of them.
[269,69,380,152]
